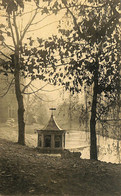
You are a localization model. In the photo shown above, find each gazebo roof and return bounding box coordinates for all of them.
[42,114,63,131]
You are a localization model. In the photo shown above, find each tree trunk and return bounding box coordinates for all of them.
[14,50,25,145]
[90,63,99,160]
[116,50,120,163]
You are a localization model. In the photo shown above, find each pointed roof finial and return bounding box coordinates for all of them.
[49,107,56,116]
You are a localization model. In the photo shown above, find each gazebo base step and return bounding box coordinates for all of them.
[36,148,64,154]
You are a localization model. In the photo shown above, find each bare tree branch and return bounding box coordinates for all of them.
[22,82,49,94]
[31,14,52,26]
[31,83,63,92]
[0,51,11,60]
[27,85,58,102]
[0,78,14,97]
[27,20,58,32]
[8,14,16,46]
[21,79,34,93]
[13,11,20,44]
[19,8,38,17]
[20,8,38,43]
[3,42,15,52]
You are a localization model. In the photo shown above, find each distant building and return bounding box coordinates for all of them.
[0,47,18,123]
[0,74,18,123]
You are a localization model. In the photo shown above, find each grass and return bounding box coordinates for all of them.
[0,138,121,196]
[0,123,39,147]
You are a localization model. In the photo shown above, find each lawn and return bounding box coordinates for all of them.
[0,123,41,147]
[0,138,121,196]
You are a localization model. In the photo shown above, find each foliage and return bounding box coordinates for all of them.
[0,0,40,14]
[0,0,56,145]
[31,0,121,159]
[33,0,121,118]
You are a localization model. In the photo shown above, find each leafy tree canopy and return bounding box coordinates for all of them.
[0,0,40,14]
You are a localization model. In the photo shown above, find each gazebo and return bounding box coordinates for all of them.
[36,109,66,153]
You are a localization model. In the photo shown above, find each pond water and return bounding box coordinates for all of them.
[65,131,121,164]
[1,123,120,163]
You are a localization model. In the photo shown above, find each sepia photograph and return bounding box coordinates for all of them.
[0,0,121,195]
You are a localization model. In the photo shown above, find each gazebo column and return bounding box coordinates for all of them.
[51,134,55,148]
[62,133,65,148]
[42,134,44,147]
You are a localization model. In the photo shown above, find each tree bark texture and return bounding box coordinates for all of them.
[90,62,99,160]
[14,49,25,145]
